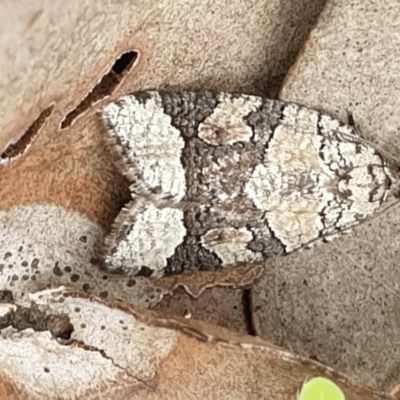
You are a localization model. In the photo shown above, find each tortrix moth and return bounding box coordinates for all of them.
[100,91,400,277]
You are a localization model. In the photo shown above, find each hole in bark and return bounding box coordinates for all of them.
[0,105,54,161]
[242,289,257,336]
[0,303,74,340]
[60,51,138,129]
[0,290,14,302]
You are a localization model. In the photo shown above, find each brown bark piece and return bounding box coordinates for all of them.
[0,288,392,400]
[251,0,400,391]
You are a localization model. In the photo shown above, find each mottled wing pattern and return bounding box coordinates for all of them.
[100,91,399,276]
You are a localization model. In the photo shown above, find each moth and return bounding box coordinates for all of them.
[100,91,400,277]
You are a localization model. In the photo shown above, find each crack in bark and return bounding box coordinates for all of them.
[70,339,157,391]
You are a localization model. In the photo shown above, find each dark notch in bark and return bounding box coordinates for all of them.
[0,105,54,161]
[60,51,138,129]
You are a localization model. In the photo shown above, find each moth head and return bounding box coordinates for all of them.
[387,161,400,199]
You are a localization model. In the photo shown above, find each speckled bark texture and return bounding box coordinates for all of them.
[251,0,400,393]
[1,0,396,397]
[0,203,168,309]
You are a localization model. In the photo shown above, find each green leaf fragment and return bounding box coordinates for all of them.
[298,377,345,400]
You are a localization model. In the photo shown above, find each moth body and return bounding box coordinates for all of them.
[100,91,400,276]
